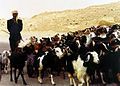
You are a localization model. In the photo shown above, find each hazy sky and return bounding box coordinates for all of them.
[0,0,119,19]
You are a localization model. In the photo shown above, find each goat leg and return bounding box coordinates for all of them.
[21,70,27,85]
[50,74,56,85]
[10,65,13,81]
[15,69,21,84]
[14,68,17,84]
[38,67,43,84]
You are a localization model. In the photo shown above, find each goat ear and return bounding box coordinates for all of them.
[85,54,90,62]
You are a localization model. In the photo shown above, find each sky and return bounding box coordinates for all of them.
[0,0,120,19]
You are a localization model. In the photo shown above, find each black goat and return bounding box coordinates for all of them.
[9,48,27,85]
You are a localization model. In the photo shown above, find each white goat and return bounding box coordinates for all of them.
[1,50,11,74]
[70,51,99,86]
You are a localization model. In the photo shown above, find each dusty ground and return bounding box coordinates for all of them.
[0,72,70,86]
[0,69,119,86]
[0,42,9,52]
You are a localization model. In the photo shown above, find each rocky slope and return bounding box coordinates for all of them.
[1,2,120,35]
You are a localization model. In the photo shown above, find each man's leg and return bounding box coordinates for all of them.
[0,62,2,81]
[9,40,16,52]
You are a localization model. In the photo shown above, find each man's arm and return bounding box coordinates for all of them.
[18,19,23,32]
[7,20,11,32]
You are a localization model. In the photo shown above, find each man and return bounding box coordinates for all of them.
[0,53,2,81]
[7,10,23,52]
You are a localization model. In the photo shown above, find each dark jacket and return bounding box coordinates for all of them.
[7,19,23,41]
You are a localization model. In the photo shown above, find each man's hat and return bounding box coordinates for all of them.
[12,10,18,14]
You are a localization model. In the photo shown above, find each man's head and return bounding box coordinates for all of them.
[12,10,18,19]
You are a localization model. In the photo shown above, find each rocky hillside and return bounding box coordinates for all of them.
[25,2,120,32]
[1,2,120,34]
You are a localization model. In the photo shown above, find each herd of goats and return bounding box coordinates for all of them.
[0,24,120,86]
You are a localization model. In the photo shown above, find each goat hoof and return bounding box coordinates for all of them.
[102,82,107,86]
[38,80,43,84]
[40,82,43,84]
[23,82,27,85]
[38,77,43,84]
[70,85,74,86]
[52,83,56,86]
[15,80,17,84]
[10,79,13,82]
[51,81,56,86]
[102,82,107,85]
